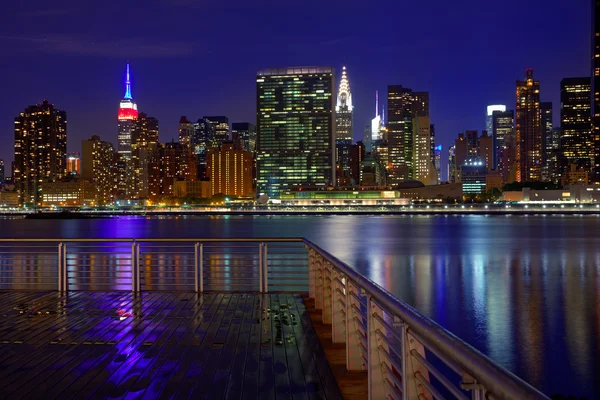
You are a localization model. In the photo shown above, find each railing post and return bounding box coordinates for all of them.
[132,240,140,293]
[199,243,204,292]
[263,243,268,293]
[367,296,387,399]
[194,242,200,293]
[331,269,346,343]
[308,248,316,299]
[322,262,332,324]
[62,243,67,292]
[58,242,67,292]
[315,256,323,310]
[402,323,431,399]
[346,280,366,371]
[259,243,264,293]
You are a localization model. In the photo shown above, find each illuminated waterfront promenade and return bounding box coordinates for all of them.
[0,238,550,399]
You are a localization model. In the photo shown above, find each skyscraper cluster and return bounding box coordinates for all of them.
[7,3,600,207]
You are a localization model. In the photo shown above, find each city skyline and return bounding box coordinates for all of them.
[0,0,591,171]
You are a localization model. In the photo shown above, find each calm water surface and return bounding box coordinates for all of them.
[1,214,599,398]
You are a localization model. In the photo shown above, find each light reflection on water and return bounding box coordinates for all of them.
[1,214,599,398]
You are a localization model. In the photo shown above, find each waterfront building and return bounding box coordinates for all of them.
[486,170,503,192]
[335,66,353,184]
[174,180,211,199]
[204,116,230,147]
[540,102,553,181]
[486,105,506,137]
[386,85,428,184]
[465,130,478,156]
[67,152,80,176]
[478,131,494,170]
[412,116,436,185]
[0,159,4,184]
[434,145,442,184]
[0,192,19,207]
[14,100,67,206]
[493,110,515,177]
[547,127,562,183]
[454,133,468,181]
[178,116,194,149]
[193,117,216,180]
[207,142,253,197]
[41,179,95,207]
[279,182,462,205]
[131,112,159,198]
[448,145,456,183]
[516,68,542,182]
[593,1,600,182]
[256,67,334,198]
[460,156,487,194]
[231,123,257,153]
[349,141,365,186]
[81,135,117,205]
[561,163,590,186]
[560,78,592,175]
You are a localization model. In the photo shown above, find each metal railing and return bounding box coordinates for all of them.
[0,238,308,293]
[0,237,549,399]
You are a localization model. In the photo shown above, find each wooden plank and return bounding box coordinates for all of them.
[173,293,235,399]
[103,293,218,399]
[257,294,276,400]
[203,293,249,398]
[4,292,145,399]
[127,293,224,399]
[41,292,181,399]
[23,292,171,400]
[188,293,242,399]
[270,294,293,398]
[65,292,191,399]
[224,294,256,399]
[241,294,262,399]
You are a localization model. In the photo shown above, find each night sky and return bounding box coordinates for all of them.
[0,0,591,177]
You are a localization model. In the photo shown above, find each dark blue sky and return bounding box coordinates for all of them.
[0,0,592,177]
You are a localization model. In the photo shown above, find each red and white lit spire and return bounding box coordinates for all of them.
[118,62,138,121]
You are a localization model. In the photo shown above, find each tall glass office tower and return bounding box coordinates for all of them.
[256,67,335,198]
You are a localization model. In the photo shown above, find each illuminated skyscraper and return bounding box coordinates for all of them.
[207,142,253,197]
[117,63,138,158]
[434,145,442,184]
[14,100,67,206]
[193,117,216,180]
[387,85,428,184]
[560,78,592,175]
[515,68,542,182]
[335,66,353,184]
[232,123,257,153]
[478,131,493,171]
[256,67,335,198]
[413,116,435,185]
[178,116,194,149]
[486,105,506,135]
[349,141,365,186]
[204,116,230,147]
[131,112,159,198]
[593,1,600,181]
[67,152,81,176]
[0,159,4,184]
[493,110,515,181]
[82,135,116,205]
[448,145,456,183]
[465,130,478,156]
[540,102,553,181]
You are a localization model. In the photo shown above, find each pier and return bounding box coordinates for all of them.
[0,238,549,399]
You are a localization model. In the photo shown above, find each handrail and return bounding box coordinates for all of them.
[0,238,304,242]
[302,238,549,400]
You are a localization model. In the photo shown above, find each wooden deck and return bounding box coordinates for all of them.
[0,292,342,399]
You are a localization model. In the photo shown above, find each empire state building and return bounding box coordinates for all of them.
[117,63,138,158]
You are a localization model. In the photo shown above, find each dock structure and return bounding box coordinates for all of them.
[0,238,549,400]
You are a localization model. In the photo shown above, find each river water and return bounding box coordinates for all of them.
[1,214,598,398]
